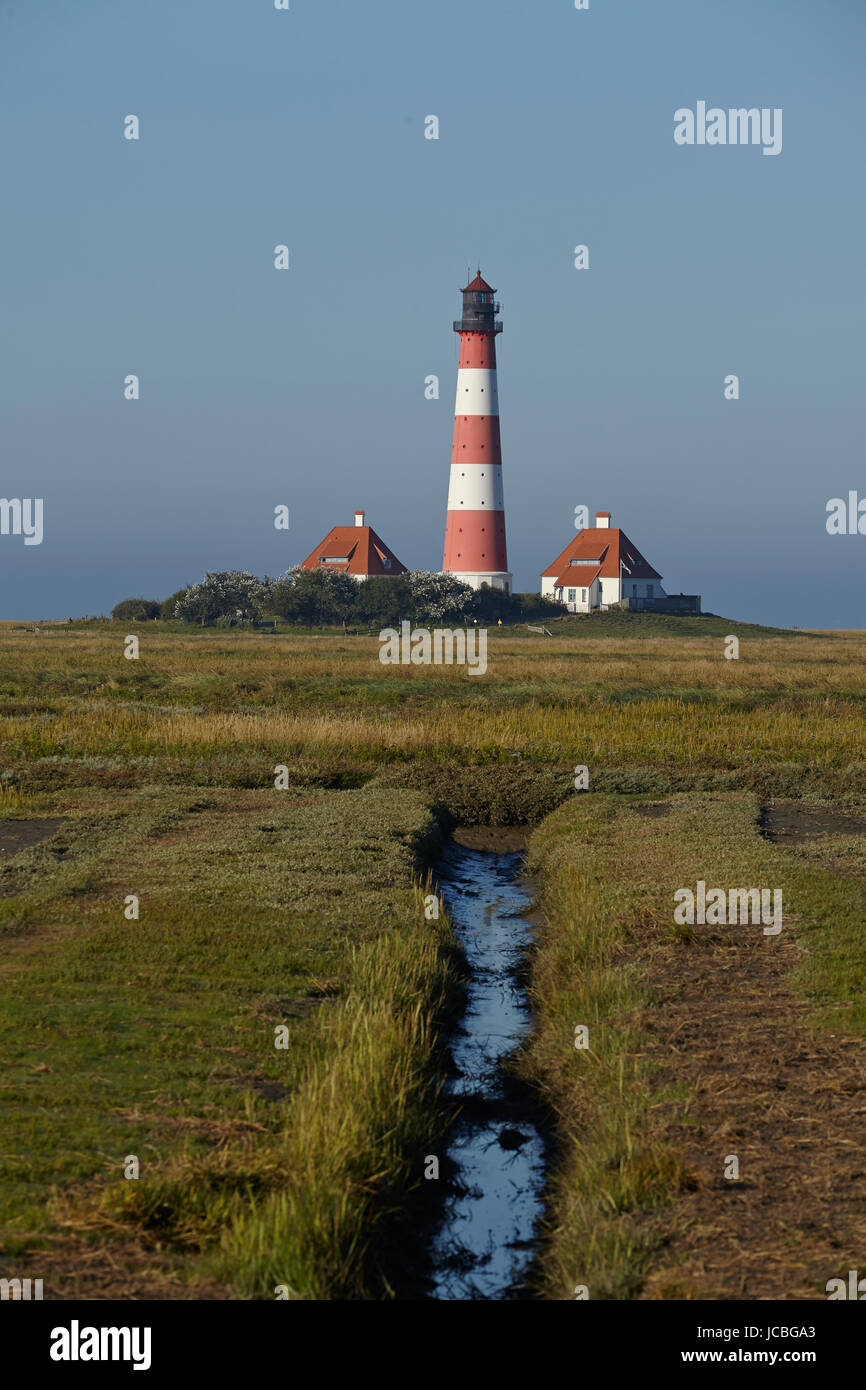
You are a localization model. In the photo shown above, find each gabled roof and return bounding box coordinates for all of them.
[299,523,407,577]
[462,270,495,293]
[541,528,662,581]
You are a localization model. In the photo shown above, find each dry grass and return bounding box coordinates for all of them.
[2,629,865,782]
[521,793,866,1300]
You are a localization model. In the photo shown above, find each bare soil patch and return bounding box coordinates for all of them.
[0,818,65,858]
[635,923,866,1299]
[760,801,866,846]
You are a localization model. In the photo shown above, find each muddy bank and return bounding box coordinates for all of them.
[451,824,531,853]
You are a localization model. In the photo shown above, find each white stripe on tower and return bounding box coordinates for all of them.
[446,465,505,511]
[454,368,499,416]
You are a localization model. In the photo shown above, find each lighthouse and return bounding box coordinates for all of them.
[442,271,512,594]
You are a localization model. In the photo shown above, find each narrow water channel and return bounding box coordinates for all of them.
[429,836,545,1299]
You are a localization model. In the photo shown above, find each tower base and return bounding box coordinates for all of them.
[445,570,512,595]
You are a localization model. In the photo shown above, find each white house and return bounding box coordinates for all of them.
[541,511,666,613]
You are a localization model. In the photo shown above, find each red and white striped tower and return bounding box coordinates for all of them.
[442,271,512,593]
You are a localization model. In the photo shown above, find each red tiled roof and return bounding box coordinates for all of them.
[553,566,601,590]
[299,524,407,577]
[541,528,661,581]
[462,271,495,293]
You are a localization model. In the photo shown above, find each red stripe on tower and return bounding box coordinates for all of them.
[442,271,512,594]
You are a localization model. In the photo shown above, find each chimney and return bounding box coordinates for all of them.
[595,511,611,528]
[354,509,365,527]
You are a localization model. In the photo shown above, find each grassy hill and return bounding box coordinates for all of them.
[1,609,817,640]
[538,608,808,639]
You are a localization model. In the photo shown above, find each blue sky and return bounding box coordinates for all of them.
[2,0,864,626]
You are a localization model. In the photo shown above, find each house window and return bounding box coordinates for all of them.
[568,589,576,602]
[633,584,638,596]
[647,584,654,597]
[384,557,391,569]
[581,589,587,602]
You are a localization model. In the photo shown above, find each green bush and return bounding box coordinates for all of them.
[111,598,161,622]
[160,589,190,619]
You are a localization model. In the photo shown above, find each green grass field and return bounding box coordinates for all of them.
[1,618,864,1298]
